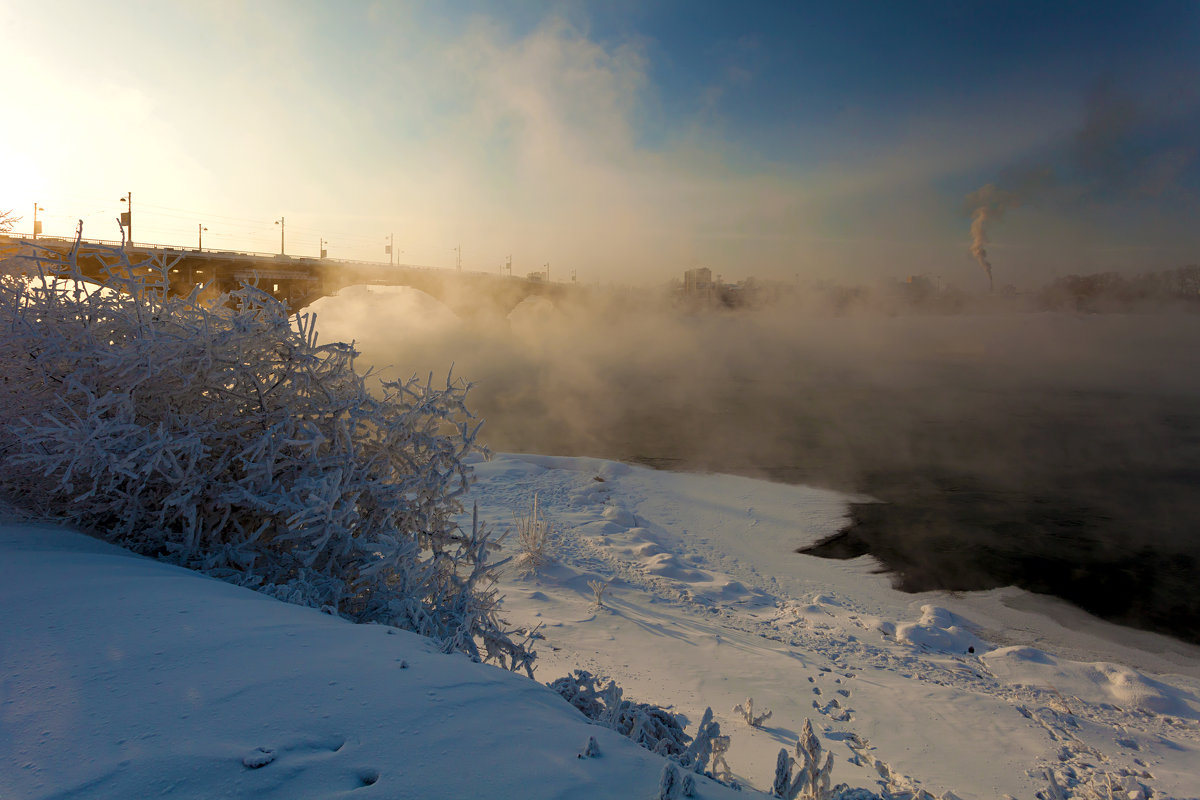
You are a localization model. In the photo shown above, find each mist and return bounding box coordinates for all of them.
[302,281,1200,641]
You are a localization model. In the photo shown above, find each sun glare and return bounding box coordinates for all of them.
[2,161,48,228]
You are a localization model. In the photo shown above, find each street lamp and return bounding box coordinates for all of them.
[33,203,43,239]
[274,216,285,255]
[198,224,208,251]
[118,192,132,245]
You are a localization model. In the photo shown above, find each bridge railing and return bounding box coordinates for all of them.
[0,233,446,273]
[0,233,551,282]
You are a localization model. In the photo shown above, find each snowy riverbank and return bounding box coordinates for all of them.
[3,454,1199,798]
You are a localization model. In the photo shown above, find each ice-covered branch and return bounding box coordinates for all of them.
[0,234,533,672]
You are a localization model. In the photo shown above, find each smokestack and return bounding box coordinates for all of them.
[969,206,995,294]
[965,184,1020,293]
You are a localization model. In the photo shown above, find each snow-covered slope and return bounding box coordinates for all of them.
[465,454,1200,800]
[4,454,1200,799]
[0,521,742,799]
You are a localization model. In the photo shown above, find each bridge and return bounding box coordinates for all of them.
[0,235,571,320]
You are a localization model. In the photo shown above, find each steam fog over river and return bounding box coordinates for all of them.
[309,287,1200,644]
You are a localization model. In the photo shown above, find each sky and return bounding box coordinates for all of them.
[2,0,1198,288]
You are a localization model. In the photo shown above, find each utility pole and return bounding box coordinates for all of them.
[33,203,43,239]
[198,223,207,251]
[455,245,462,272]
[275,217,285,255]
[119,192,132,244]
[320,238,328,259]
[544,262,550,283]
[506,254,512,277]
[386,233,394,266]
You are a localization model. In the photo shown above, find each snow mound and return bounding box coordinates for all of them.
[895,605,990,655]
[983,646,1200,718]
[602,505,638,527]
[642,552,707,582]
[470,457,547,483]
[578,520,626,537]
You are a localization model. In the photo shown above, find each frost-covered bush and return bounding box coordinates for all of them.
[547,670,724,776]
[773,719,836,800]
[656,762,696,799]
[710,733,733,784]
[0,236,533,674]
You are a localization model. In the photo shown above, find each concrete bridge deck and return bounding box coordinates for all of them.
[0,235,569,319]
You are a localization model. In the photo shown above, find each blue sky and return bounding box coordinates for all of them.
[2,0,1197,287]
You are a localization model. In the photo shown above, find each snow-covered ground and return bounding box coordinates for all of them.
[4,453,1199,798]
[464,454,1200,799]
[0,511,742,800]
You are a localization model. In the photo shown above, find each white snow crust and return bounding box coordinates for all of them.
[466,454,1200,799]
[3,453,1200,799]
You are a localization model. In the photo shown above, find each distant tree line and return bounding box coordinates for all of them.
[1035,265,1200,313]
[671,264,1200,315]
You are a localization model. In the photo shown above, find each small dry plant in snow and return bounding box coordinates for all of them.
[514,492,553,573]
[734,697,773,728]
[589,578,611,610]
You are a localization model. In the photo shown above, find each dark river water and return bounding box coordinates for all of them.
[482,373,1200,645]
[474,314,1200,645]
[314,294,1200,645]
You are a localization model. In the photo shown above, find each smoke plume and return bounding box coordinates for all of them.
[966,183,1021,292]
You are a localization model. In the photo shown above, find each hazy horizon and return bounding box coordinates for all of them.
[303,282,1200,640]
[3,1,1198,288]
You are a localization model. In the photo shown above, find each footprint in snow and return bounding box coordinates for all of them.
[242,747,275,769]
[241,735,351,776]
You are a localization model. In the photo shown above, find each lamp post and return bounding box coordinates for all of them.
[274,217,285,255]
[118,192,132,244]
[33,203,43,239]
[198,224,208,251]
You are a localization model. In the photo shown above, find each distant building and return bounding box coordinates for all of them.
[684,267,713,294]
